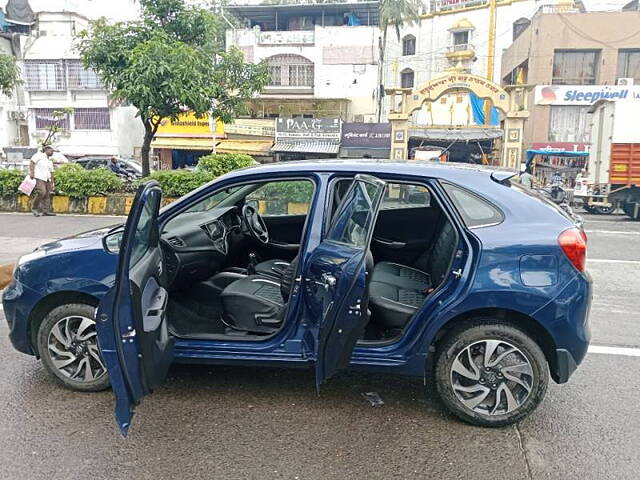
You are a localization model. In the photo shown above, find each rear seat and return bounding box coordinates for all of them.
[368,222,457,329]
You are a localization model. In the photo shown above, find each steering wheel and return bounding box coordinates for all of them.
[242,204,269,245]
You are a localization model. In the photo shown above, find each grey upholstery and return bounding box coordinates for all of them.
[255,258,291,278]
[369,220,457,329]
[220,276,285,333]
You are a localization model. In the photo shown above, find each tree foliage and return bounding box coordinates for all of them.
[0,54,21,97]
[77,0,269,176]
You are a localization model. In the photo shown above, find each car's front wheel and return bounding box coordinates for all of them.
[37,303,110,392]
[434,320,548,427]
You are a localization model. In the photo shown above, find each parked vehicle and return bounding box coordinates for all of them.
[2,161,592,433]
[74,156,143,178]
[575,100,640,219]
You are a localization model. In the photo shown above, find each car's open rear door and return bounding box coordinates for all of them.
[304,174,386,387]
[96,181,173,436]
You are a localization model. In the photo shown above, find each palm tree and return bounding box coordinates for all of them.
[377,0,422,121]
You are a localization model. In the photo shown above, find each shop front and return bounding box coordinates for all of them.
[339,122,391,159]
[152,112,224,169]
[271,117,341,161]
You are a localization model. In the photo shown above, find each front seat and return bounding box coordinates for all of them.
[254,258,291,278]
[221,258,299,334]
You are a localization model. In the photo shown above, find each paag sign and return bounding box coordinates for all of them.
[535,85,640,106]
[341,123,391,149]
[276,118,341,143]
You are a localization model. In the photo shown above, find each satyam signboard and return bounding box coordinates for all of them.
[341,123,391,149]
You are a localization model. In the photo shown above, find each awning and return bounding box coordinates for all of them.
[216,139,273,156]
[272,142,340,154]
[409,128,504,142]
[152,137,215,151]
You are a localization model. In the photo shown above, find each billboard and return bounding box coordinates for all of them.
[534,85,640,106]
[275,117,341,143]
[156,111,224,138]
[341,123,391,149]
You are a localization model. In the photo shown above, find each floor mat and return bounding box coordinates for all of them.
[168,293,227,337]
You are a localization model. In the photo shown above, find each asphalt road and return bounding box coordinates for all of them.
[1,211,639,480]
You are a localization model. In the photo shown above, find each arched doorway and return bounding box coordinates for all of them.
[386,73,528,168]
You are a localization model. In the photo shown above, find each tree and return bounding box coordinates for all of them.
[41,107,74,147]
[0,54,21,97]
[377,0,421,121]
[77,0,269,176]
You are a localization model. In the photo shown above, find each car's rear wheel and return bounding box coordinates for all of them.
[434,320,548,427]
[37,303,110,392]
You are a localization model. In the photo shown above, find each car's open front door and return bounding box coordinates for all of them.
[96,181,173,436]
[305,174,386,387]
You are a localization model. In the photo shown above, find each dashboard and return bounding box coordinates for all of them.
[160,206,241,287]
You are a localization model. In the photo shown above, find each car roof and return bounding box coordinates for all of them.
[227,159,513,187]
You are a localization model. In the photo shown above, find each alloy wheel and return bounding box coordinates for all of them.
[47,315,107,383]
[450,339,534,416]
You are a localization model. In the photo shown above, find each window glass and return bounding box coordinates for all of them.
[382,183,431,209]
[402,35,416,56]
[442,183,503,228]
[130,188,161,267]
[400,69,414,88]
[552,50,599,85]
[617,49,640,83]
[328,180,384,248]
[246,180,314,216]
[549,106,591,143]
[74,108,111,130]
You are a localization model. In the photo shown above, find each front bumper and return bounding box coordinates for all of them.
[2,276,41,356]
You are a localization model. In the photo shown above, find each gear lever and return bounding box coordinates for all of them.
[247,252,258,275]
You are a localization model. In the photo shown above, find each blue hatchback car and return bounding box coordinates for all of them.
[3,161,591,433]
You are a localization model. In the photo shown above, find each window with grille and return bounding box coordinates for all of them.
[453,31,469,46]
[34,108,70,130]
[552,50,599,85]
[67,60,103,90]
[400,69,414,88]
[617,49,640,82]
[74,108,111,130]
[549,106,591,143]
[266,54,314,87]
[402,35,416,56]
[24,61,65,91]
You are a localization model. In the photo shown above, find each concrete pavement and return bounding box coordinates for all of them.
[0,211,639,479]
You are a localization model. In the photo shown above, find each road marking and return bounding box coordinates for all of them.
[589,345,640,357]
[589,258,640,265]
[585,230,640,235]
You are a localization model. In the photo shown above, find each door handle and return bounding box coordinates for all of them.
[321,273,337,289]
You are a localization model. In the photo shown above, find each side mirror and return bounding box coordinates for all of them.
[103,231,123,255]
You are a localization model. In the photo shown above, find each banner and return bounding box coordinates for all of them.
[341,123,391,149]
[534,85,640,106]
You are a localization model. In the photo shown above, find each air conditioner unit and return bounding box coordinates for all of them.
[8,111,18,120]
[616,78,634,86]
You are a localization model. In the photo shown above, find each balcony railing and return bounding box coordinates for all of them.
[430,0,487,13]
[448,43,475,52]
[258,30,314,46]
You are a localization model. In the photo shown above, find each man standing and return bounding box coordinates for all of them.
[519,164,534,188]
[29,145,56,217]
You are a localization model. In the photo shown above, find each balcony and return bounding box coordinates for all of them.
[430,0,487,13]
[446,43,476,61]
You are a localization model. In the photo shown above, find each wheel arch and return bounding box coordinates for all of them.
[425,307,558,379]
[29,291,100,356]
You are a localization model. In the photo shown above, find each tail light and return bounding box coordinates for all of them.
[558,227,587,272]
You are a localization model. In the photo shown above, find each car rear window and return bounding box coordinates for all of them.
[509,182,576,223]
[441,182,503,228]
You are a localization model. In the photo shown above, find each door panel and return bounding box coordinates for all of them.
[96,182,173,436]
[304,174,386,387]
[372,206,442,264]
[255,214,307,261]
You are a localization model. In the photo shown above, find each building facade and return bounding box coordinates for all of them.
[226,2,380,123]
[501,8,640,153]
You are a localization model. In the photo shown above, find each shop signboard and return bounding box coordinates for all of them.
[275,117,341,143]
[341,123,391,149]
[156,111,224,138]
[531,142,590,152]
[534,85,640,106]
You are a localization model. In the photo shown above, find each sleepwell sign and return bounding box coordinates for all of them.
[276,118,341,143]
[535,85,640,106]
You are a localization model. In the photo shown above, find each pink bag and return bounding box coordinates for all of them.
[18,175,36,196]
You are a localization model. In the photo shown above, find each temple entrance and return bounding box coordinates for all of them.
[386,73,529,168]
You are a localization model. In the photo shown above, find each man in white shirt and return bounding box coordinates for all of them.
[29,145,56,217]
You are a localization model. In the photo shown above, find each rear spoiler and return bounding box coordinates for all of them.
[490,170,517,185]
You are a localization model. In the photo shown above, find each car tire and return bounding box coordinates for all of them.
[434,320,548,427]
[37,303,110,392]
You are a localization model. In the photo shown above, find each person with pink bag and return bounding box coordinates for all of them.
[29,145,56,217]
